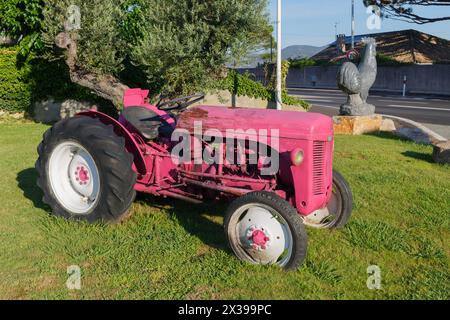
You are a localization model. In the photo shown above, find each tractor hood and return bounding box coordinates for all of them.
[177,106,333,141]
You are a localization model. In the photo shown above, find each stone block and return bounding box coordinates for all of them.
[333,115,383,135]
[433,140,450,164]
[33,98,94,123]
[380,119,396,132]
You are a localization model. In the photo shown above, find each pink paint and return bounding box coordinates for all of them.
[250,230,270,247]
[177,106,333,141]
[76,88,336,218]
[78,167,89,182]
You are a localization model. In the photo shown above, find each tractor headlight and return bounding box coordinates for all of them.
[290,148,304,166]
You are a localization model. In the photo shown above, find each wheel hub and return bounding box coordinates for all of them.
[68,154,95,198]
[247,227,271,250]
[237,206,290,265]
[76,166,90,184]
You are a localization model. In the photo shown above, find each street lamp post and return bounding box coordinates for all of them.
[276,0,282,110]
[351,0,355,49]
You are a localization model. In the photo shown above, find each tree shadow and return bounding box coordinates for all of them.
[134,193,230,252]
[402,151,435,164]
[16,168,49,212]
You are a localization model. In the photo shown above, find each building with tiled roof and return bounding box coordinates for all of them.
[311,29,450,64]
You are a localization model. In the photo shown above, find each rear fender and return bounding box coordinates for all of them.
[77,110,147,175]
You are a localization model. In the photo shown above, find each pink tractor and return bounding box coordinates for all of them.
[36,89,353,270]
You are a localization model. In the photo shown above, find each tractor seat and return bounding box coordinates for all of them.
[121,107,174,140]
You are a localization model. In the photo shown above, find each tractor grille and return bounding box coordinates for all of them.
[312,141,326,195]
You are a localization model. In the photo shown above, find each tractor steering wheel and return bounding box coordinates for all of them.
[156,93,205,111]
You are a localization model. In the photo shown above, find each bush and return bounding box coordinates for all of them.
[289,58,337,69]
[0,48,31,113]
[219,70,272,101]
[216,70,310,110]
[289,55,412,68]
[0,47,116,115]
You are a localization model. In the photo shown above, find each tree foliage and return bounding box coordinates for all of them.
[363,0,450,24]
[42,0,271,105]
[0,0,45,56]
[0,0,43,37]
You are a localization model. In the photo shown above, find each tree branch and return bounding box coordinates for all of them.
[365,0,450,24]
[55,30,128,108]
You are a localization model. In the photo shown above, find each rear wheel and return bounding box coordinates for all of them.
[35,116,137,223]
[224,191,308,271]
[303,170,353,229]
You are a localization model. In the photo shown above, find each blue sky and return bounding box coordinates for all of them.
[268,0,450,47]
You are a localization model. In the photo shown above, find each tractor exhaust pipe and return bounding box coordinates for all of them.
[182,178,251,197]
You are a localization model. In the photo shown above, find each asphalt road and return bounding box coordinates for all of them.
[288,88,450,126]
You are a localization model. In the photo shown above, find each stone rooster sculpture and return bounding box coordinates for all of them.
[337,38,377,116]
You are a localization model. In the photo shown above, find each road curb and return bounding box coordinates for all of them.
[380,114,447,145]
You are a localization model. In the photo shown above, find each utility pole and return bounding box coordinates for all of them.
[270,37,273,63]
[334,22,339,39]
[276,0,282,110]
[351,0,355,49]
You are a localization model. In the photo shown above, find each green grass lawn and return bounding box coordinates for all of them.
[0,122,449,300]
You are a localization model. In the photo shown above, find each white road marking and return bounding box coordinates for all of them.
[290,89,450,103]
[290,92,344,97]
[289,88,341,93]
[300,97,450,110]
[387,104,450,111]
[304,99,335,103]
[312,104,339,109]
[311,103,450,113]
[378,99,429,105]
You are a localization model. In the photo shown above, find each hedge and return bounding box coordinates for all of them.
[0,47,114,115]
[0,48,31,113]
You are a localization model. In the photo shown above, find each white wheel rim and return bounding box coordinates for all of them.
[48,141,100,214]
[303,189,341,228]
[233,204,294,267]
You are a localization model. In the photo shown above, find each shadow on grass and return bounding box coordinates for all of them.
[356,132,436,164]
[17,167,229,251]
[365,131,405,142]
[133,193,229,252]
[401,151,435,164]
[16,168,49,211]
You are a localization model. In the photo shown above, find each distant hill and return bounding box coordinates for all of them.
[282,45,325,60]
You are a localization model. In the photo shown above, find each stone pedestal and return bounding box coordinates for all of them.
[339,93,376,116]
[340,103,376,116]
[333,115,382,135]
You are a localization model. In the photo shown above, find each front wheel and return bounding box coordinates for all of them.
[303,170,353,229]
[35,116,137,223]
[224,191,308,271]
